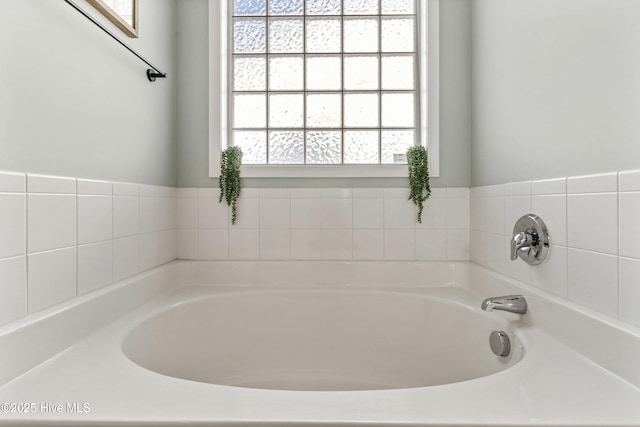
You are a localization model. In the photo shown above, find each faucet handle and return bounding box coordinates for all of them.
[510,214,550,266]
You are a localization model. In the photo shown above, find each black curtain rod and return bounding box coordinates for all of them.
[63,0,167,82]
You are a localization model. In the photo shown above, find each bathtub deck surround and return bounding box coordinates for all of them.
[0,260,638,426]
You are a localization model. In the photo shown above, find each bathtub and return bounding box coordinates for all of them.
[0,261,639,426]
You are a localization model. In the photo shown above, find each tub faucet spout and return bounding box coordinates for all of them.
[481,295,527,314]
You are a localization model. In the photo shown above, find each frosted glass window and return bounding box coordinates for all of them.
[306,56,341,90]
[306,18,341,53]
[230,0,420,165]
[269,131,304,164]
[344,55,379,90]
[344,131,379,164]
[381,55,415,90]
[233,56,266,91]
[307,131,342,164]
[269,56,303,90]
[269,19,304,53]
[233,131,267,164]
[306,0,341,15]
[269,94,304,127]
[306,94,341,128]
[343,18,379,53]
[233,19,266,53]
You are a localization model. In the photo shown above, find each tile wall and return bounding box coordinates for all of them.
[471,170,640,329]
[176,187,470,262]
[0,171,177,327]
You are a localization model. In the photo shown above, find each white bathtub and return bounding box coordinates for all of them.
[0,261,639,426]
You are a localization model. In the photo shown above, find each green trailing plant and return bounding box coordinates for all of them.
[219,146,243,225]
[407,145,431,223]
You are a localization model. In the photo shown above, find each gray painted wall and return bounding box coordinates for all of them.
[471,0,640,186]
[0,0,177,186]
[176,0,472,188]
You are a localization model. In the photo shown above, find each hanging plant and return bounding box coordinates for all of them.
[219,146,243,225]
[407,145,431,223]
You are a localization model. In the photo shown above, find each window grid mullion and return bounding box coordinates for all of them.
[378,0,383,163]
[265,2,270,164]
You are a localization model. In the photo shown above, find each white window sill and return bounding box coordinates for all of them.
[240,165,416,178]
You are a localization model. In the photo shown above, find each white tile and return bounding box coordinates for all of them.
[177,188,199,198]
[260,198,291,229]
[485,232,506,274]
[383,198,415,229]
[353,198,383,229]
[568,249,618,317]
[0,171,25,192]
[78,196,112,244]
[78,241,113,295]
[139,197,163,233]
[619,192,640,259]
[502,236,533,285]
[470,231,486,266]
[0,256,27,325]
[322,230,352,260]
[27,195,76,253]
[417,198,447,229]
[198,188,218,198]
[532,194,567,246]
[242,188,260,198]
[322,188,352,198]
[291,188,323,198]
[416,229,447,261]
[28,247,76,312]
[77,179,111,196]
[567,172,617,194]
[139,232,162,271]
[532,245,568,298]
[429,188,447,199]
[291,199,322,229]
[229,229,259,259]
[139,185,166,197]
[160,198,177,231]
[353,188,384,198]
[353,230,383,260]
[504,196,531,236]
[291,230,322,260]
[568,194,617,255]
[322,199,353,229]
[231,197,260,228]
[485,197,505,235]
[260,229,291,259]
[384,229,415,260]
[159,230,177,263]
[472,184,504,198]
[505,181,531,196]
[177,198,198,229]
[619,257,640,328]
[260,188,291,198]
[532,178,566,196]
[619,169,640,192]
[0,194,26,259]
[113,196,139,239]
[447,187,469,198]
[198,230,229,260]
[113,182,139,197]
[177,229,198,260]
[27,174,75,194]
[113,236,139,282]
[198,197,229,229]
[383,188,409,199]
[446,197,469,229]
[470,197,482,231]
[446,229,470,260]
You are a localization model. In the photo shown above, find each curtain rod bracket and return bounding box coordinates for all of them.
[147,69,167,82]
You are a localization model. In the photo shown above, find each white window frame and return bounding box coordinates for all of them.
[209,0,439,178]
